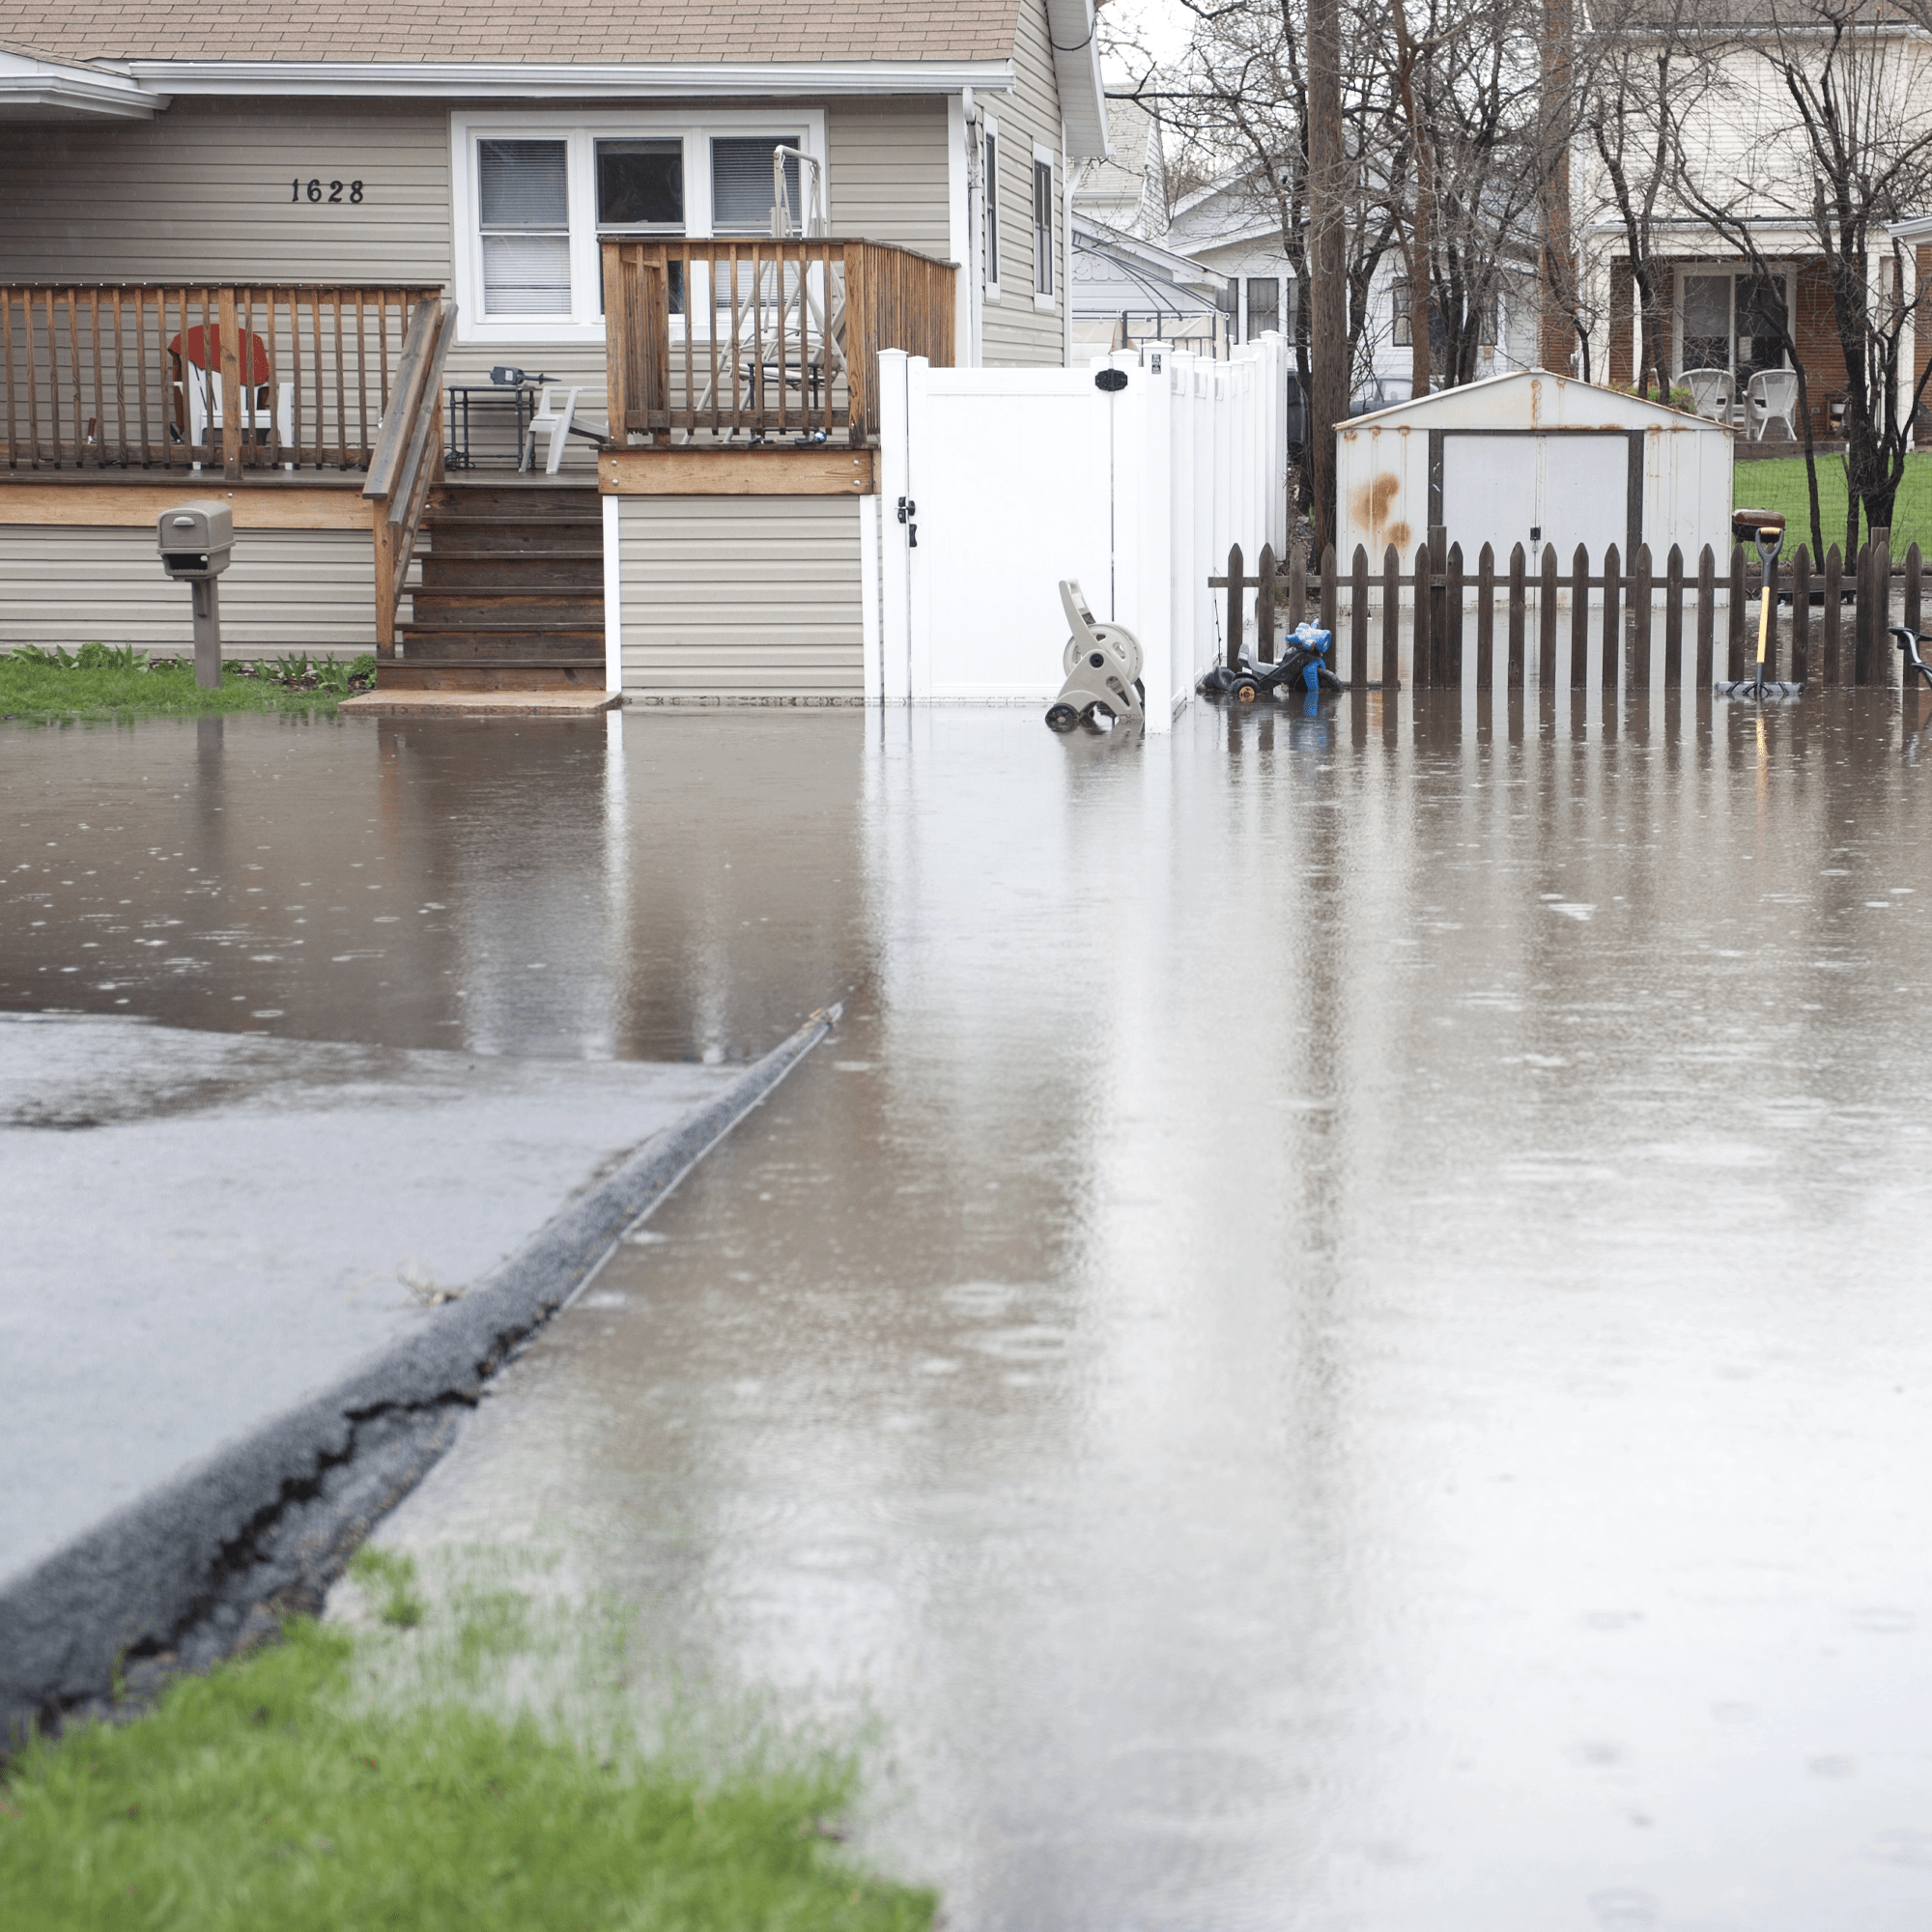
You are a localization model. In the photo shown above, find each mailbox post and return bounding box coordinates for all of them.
[156,501,235,688]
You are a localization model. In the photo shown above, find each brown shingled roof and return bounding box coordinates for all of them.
[0,0,1019,65]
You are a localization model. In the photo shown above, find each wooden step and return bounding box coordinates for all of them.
[430,487,600,520]
[398,635,603,663]
[417,558,604,591]
[422,522,603,556]
[411,601,603,625]
[375,663,607,693]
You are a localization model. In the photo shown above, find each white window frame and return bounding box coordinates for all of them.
[1033,142,1058,310]
[450,109,829,346]
[982,113,1002,302]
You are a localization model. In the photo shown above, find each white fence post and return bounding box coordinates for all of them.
[878,348,911,703]
[905,355,933,703]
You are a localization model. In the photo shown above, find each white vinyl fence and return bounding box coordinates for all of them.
[868,336,1290,729]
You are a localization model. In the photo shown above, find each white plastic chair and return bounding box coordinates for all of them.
[184,363,296,469]
[1747,369,1800,442]
[522,384,582,473]
[1683,368,1735,424]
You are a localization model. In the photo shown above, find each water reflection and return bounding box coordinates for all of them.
[8,696,1932,1926]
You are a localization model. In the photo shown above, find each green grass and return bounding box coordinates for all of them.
[0,645,375,724]
[1735,449,1932,556]
[0,1614,937,1932]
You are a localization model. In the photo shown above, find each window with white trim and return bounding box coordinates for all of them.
[1033,154,1055,301]
[450,113,826,344]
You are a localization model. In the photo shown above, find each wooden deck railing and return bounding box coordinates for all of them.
[0,283,442,476]
[601,239,954,447]
[364,297,456,655]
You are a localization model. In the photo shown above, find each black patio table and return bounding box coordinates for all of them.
[444,380,541,469]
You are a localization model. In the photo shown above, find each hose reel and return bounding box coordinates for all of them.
[1044,580,1145,732]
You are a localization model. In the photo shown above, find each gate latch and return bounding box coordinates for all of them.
[896,496,918,548]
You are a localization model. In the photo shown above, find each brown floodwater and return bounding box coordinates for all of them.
[7,695,1932,1927]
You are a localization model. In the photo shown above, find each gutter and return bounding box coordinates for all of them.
[0,48,163,116]
[123,58,1016,99]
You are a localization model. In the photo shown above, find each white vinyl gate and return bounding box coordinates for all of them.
[869,338,1290,729]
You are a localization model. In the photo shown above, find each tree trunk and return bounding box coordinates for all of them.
[1308,0,1349,550]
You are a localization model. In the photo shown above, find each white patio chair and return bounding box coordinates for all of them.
[184,363,296,469]
[1747,368,1800,442]
[521,384,583,473]
[1682,368,1735,424]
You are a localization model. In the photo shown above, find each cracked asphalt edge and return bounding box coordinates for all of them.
[0,1005,841,1750]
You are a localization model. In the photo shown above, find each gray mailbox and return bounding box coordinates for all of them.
[156,499,234,688]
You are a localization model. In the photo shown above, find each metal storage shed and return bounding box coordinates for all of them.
[1335,370,1733,571]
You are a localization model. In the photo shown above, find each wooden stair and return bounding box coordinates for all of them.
[382,479,605,692]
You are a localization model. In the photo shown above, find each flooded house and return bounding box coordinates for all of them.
[0,1,1107,701]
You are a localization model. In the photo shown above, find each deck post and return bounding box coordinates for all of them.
[217,287,242,483]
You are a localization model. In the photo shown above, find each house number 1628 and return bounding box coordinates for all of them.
[291,179,365,204]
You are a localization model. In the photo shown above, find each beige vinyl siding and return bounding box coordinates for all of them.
[0,98,453,286]
[0,526,408,651]
[825,98,952,259]
[618,496,863,699]
[982,0,1066,368]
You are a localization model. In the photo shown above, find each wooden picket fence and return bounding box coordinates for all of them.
[1213,535,1927,692]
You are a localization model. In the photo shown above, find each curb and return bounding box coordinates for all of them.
[0,1006,838,1747]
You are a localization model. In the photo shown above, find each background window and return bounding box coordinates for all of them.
[1392,278,1412,347]
[712,137,804,237]
[1245,276,1279,341]
[1682,274,1729,372]
[1034,159,1054,298]
[478,139,571,319]
[597,140,683,229]
[985,131,1000,286]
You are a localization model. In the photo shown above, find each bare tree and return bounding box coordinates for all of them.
[1394,0,1550,389]
[1124,0,1408,533]
[1582,0,1721,405]
[1669,0,1932,552]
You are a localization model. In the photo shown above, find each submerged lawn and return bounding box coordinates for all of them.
[0,647,373,724]
[0,1617,936,1932]
[1735,449,1932,556]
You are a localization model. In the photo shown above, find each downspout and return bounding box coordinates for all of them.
[1064,119,1074,367]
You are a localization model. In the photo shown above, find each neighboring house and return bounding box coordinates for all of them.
[1575,14,1929,443]
[0,3,1108,701]
[1147,115,1534,401]
[1070,98,1231,358]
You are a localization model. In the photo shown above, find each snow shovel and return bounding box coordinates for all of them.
[1717,509,1802,699]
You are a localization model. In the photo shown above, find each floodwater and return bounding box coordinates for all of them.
[8,695,1932,1929]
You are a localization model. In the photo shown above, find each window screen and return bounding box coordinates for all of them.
[478,139,571,318]
[1245,277,1279,341]
[985,131,1000,284]
[598,140,683,229]
[1034,158,1054,297]
[712,137,804,236]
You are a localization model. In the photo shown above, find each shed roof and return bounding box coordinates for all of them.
[1343,368,1728,434]
[0,0,1020,67]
